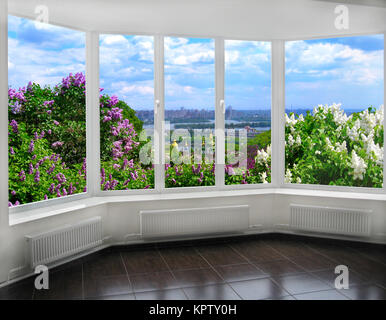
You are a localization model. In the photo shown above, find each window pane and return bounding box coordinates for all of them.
[99,35,154,190]
[164,37,215,188]
[285,35,384,187]
[8,15,86,207]
[225,40,271,185]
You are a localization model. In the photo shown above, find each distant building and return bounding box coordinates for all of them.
[225,105,233,119]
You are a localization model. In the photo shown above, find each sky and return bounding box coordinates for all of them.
[8,15,384,112]
[8,15,85,89]
[285,35,384,110]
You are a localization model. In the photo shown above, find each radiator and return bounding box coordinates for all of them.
[290,204,371,237]
[26,216,103,268]
[140,205,250,238]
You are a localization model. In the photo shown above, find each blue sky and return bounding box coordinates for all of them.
[285,35,384,110]
[8,15,384,112]
[8,15,85,89]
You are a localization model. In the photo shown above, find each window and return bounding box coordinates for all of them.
[8,15,86,207]
[285,35,384,188]
[164,37,215,188]
[99,34,155,190]
[224,40,271,185]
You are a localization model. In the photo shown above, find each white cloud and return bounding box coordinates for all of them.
[101,35,128,46]
[286,40,383,85]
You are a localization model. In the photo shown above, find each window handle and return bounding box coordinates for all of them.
[154,99,160,114]
[220,99,225,114]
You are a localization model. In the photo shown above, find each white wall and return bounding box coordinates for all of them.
[0,0,385,285]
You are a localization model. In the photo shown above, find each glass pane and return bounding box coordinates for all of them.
[99,35,154,190]
[8,15,86,207]
[164,37,215,188]
[225,40,271,185]
[285,35,384,187]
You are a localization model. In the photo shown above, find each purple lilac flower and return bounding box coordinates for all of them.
[19,170,26,181]
[52,141,64,148]
[11,190,16,196]
[28,163,34,174]
[44,194,48,200]
[43,100,54,107]
[10,147,15,155]
[34,170,40,183]
[28,140,35,153]
[10,101,22,114]
[10,119,18,133]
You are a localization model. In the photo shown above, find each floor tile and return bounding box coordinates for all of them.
[84,274,132,298]
[130,271,180,292]
[0,278,34,300]
[33,264,83,300]
[87,293,136,300]
[214,263,268,282]
[195,244,247,266]
[83,251,126,278]
[230,241,283,263]
[254,259,306,276]
[159,246,209,270]
[264,239,319,258]
[311,269,369,288]
[340,284,386,300]
[294,289,349,300]
[135,289,187,300]
[121,249,169,275]
[229,278,289,300]
[184,284,241,300]
[172,268,224,288]
[289,254,337,272]
[273,273,331,295]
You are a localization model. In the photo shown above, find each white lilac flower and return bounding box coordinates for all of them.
[335,141,347,153]
[296,177,302,184]
[256,145,271,165]
[325,137,334,151]
[285,113,298,127]
[284,169,292,183]
[315,150,321,155]
[260,172,268,184]
[295,135,301,146]
[288,134,294,147]
[347,119,361,141]
[350,150,367,180]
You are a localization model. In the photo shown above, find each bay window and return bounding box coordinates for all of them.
[99,34,155,190]
[285,34,384,188]
[224,40,272,185]
[8,15,86,207]
[7,19,384,213]
[164,37,216,188]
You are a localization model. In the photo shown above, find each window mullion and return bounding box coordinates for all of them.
[215,38,225,189]
[86,31,100,196]
[271,40,285,188]
[154,35,165,192]
[384,32,386,193]
[1,1,8,225]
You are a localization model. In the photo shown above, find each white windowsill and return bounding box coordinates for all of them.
[9,187,386,226]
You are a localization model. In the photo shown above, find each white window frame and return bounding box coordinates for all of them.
[5,10,385,215]
[282,32,386,195]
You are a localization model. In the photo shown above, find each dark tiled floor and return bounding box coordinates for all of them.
[0,233,385,300]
